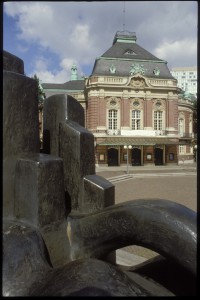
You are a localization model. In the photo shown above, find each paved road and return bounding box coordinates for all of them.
[96,164,197,211]
[96,163,197,265]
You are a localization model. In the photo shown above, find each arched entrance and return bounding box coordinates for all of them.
[107,148,119,166]
[131,148,141,166]
[154,147,163,165]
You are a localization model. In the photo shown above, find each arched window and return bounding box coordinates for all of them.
[132,110,141,130]
[108,109,118,130]
[154,111,163,130]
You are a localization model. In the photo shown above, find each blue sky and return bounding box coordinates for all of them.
[3,1,197,83]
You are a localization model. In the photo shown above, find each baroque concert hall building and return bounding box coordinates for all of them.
[43,31,196,167]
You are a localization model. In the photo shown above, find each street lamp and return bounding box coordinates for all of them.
[194,145,197,170]
[124,145,132,174]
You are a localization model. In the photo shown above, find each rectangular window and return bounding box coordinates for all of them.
[99,154,105,161]
[132,110,141,130]
[154,111,163,130]
[179,145,185,154]
[108,110,117,130]
[146,153,152,161]
[189,120,193,134]
[123,153,127,161]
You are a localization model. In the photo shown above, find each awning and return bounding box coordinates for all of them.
[97,137,180,146]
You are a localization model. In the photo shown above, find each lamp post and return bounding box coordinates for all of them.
[124,145,132,174]
[194,145,197,170]
[94,139,98,167]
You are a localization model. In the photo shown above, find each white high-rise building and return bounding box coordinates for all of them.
[170,67,197,97]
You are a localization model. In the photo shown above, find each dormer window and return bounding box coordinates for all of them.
[124,49,136,55]
[109,64,116,74]
[153,68,160,76]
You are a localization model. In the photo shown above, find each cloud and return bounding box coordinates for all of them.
[4,1,197,83]
[154,39,197,68]
[28,56,71,83]
[4,1,99,79]
[34,57,50,72]
[60,58,75,70]
[16,44,29,53]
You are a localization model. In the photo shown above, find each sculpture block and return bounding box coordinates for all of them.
[3,50,197,296]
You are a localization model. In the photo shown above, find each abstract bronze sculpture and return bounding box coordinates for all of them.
[3,51,196,296]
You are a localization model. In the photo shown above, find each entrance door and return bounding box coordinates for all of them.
[154,148,163,165]
[132,148,141,166]
[107,148,119,166]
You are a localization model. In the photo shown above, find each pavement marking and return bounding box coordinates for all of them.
[107,174,133,183]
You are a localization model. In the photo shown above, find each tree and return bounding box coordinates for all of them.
[193,98,197,136]
[32,74,46,109]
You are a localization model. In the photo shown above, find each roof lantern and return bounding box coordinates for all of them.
[71,63,78,81]
[113,31,137,45]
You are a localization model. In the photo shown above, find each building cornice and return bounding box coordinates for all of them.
[44,88,84,92]
[97,56,167,64]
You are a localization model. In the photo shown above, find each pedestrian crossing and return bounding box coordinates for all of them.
[107,174,133,183]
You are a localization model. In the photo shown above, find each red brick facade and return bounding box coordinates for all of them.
[85,79,194,166]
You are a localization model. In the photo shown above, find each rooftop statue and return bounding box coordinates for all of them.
[130,63,145,75]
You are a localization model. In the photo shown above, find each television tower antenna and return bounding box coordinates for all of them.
[123,1,126,31]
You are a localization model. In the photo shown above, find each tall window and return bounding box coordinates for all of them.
[178,118,184,137]
[189,119,192,135]
[132,110,141,130]
[154,111,163,130]
[108,109,117,130]
[179,145,185,154]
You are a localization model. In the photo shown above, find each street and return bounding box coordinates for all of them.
[96,164,197,211]
[96,164,197,263]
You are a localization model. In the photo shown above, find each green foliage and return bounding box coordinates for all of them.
[193,98,197,110]
[32,74,46,104]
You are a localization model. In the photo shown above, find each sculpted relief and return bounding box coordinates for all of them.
[129,77,146,89]
[152,99,166,110]
[106,97,120,109]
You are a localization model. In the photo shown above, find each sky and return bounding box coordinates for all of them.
[3,1,198,84]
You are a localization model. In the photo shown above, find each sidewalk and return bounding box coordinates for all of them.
[96,162,196,172]
[95,163,197,178]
